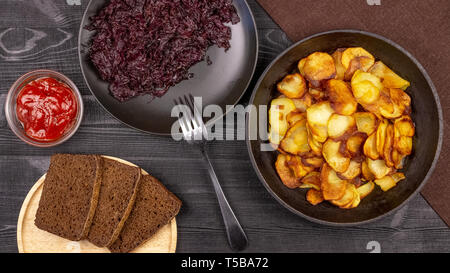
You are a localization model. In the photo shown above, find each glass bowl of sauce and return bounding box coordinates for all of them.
[5,70,84,147]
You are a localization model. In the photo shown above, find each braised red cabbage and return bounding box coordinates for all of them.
[87,0,240,102]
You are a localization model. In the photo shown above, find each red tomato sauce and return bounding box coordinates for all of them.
[16,77,78,141]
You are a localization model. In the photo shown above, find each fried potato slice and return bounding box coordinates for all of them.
[302,157,324,169]
[361,160,376,181]
[268,98,297,145]
[277,73,307,99]
[308,88,327,100]
[306,123,323,156]
[332,49,346,80]
[300,171,321,190]
[391,149,404,169]
[363,133,379,160]
[338,160,361,180]
[394,116,415,137]
[394,135,413,156]
[344,56,375,81]
[383,124,395,167]
[286,111,306,127]
[291,93,313,112]
[322,139,351,173]
[331,183,357,208]
[380,88,412,119]
[351,70,383,105]
[275,154,300,189]
[306,189,324,205]
[376,119,389,155]
[391,172,406,183]
[327,79,358,115]
[369,61,410,90]
[298,58,307,76]
[280,119,311,155]
[367,158,393,179]
[341,47,375,70]
[321,163,347,200]
[374,175,397,192]
[306,101,335,143]
[287,155,315,179]
[354,112,378,135]
[302,52,336,87]
[356,181,375,199]
[327,114,356,139]
[346,132,367,157]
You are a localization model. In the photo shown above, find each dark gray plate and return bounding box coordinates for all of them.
[78,0,258,135]
[246,30,443,226]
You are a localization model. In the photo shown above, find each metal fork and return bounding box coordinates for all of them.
[174,94,248,251]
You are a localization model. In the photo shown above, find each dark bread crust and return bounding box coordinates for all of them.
[88,158,142,247]
[34,154,103,241]
[108,175,182,253]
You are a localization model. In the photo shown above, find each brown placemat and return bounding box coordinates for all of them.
[256,0,450,225]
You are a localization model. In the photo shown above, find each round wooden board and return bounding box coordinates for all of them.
[17,156,177,253]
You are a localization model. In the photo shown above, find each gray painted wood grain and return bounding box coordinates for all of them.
[0,0,449,253]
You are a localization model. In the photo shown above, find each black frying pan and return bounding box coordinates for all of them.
[246,30,443,226]
[78,0,258,135]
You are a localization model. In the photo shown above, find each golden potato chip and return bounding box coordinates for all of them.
[302,157,324,169]
[322,139,351,173]
[344,56,375,81]
[321,163,347,200]
[269,98,297,145]
[391,149,405,169]
[286,155,315,179]
[351,70,383,105]
[361,160,376,181]
[291,93,313,112]
[298,58,307,76]
[280,119,311,155]
[307,101,335,142]
[390,88,411,109]
[367,158,393,179]
[275,154,300,189]
[356,181,375,199]
[383,124,395,167]
[332,49,346,80]
[327,79,358,115]
[394,135,413,155]
[341,47,375,70]
[369,61,410,90]
[331,183,357,208]
[374,175,397,192]
[300,171,321,190]
[346,132,367,157]
[391,172,406,183]
[277,73,307,99]
[363,133,379,160]
[308,88,327,100]
[302,52,336,87]
[306,188,324,205]
[354,112,378,135]
[286,111,306,127]
[306,123,323,156]
[394,115,415,137]
[376,119,389,156]
[338,160,361,180]
[327,114,356,139]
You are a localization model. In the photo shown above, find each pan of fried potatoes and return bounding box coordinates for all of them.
[247,30,442,225]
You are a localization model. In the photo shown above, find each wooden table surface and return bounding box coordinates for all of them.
[0,0,449,253]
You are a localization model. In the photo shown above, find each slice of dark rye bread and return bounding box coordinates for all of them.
[87,157,142,247]
[108,175,182,253]
[35,154,103,241]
